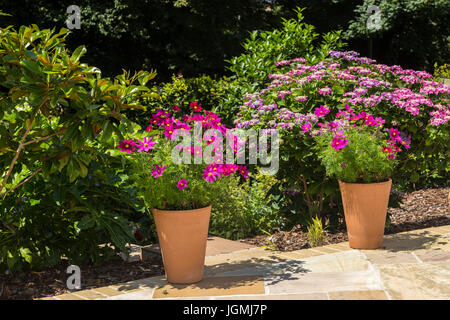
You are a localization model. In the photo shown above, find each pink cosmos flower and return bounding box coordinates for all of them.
[238,165,249,179]
[386,140,400,152]
[205,135,216,145]
[205,164,224,176]
[117,139,137,153]
[374,117,385,126]
[331,134,348,150]
[172,105,180,111]
[151,164,166,178]
[176,179,188,190]
[314,105,330,117]
[150,109,171,126]
[163,125,176,139]
[382,146,393,153]
[327,121,339,130]
[190,101,202,112]
[145,125,153,133]
[300,122,311,135]
[364,115,377,126]
[221,164,239,176]
[192,146,203,157]
[137,137,156,152]
[389,128,400,141]
[397,133,411,149]
[202,167,221,183]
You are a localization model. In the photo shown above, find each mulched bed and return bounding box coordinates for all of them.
[239,187,450,251]
[1,187,448,300]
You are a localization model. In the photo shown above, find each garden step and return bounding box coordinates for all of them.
[141,236,256,261]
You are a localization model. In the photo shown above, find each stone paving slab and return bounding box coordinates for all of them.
[152,275,265,298]
[363,251,419,265]
[376,261,450,300]
[204,247,295,276]
[265,269,383,295]
[214,293,329,300]
[101,288,156,300]
[413,249,450,263]
[210,250,370,278]
[328,290,389,300]
[41,224,450,301]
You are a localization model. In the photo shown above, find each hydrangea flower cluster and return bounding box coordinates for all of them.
[235,51,450,133]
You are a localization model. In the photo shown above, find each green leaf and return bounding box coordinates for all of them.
[102,120,113,142]
[67,158,80,182]
[6,251,17,270]
[71,46,87,63]
[75,157,88,178]
[20,60,42,74]
[58,153,70,171]
[78,215,95,230]
[71,134,83,152]
[19,248,33,263]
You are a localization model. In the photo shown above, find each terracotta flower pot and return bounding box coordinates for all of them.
[152,205,211,284]
[338,179,392,249]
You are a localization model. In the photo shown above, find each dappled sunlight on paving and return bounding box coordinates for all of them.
[43,225,450,300]
[152,275,265,298]
[380,229,449,252]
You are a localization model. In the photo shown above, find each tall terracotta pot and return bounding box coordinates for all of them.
[338,179,392,249]
[152,205,211,284]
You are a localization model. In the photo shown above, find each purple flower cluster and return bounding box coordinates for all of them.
[235,50,450,133]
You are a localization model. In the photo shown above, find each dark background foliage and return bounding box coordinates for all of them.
[1,0,448,80]
[0,0,279,81]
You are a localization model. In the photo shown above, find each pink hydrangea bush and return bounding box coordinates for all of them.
[234,50,449,218]
[116,103,249,210]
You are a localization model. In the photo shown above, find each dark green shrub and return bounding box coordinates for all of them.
[127,74,239,126]
[0,24,156,271]
[209,170,284,240]
[227,8,346,92]
[434,63,450,83]
[0,157,149,273]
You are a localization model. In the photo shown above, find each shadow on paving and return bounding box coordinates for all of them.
[109,255,310,292]
[382,230,447,252]
[204,256,311,286]
[109,228,450,294]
